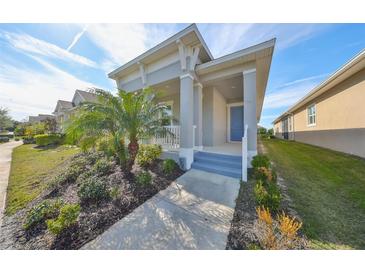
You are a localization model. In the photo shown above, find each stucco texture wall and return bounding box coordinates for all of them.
[202,87,227,146]
[276,68,365,158]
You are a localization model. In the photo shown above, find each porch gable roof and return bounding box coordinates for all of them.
[108,24,213,80]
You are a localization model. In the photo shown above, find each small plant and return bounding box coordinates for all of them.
[46,204,80,235]
[136,144,162,167]
[162,159,177,175]
[92,158,114,175]
[254,206,304,250]
[14,137,20,141]
[135,171,152,186]
[23,199,63,230]
[109,186,121,200]
[50,165,84,187]
[78,177,110,204]
[254,180,281,212]
[22,136,35,144]
[254,167,277,183]
[251,155,271,169]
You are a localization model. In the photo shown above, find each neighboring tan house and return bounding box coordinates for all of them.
[53,89,98,131]
[28,114,55,123]
[273,48,365,158]
[108,24,275,180]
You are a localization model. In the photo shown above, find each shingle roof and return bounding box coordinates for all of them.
[58,100,74,109]
[76,89,98,103]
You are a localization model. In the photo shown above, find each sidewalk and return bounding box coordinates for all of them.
[0,141,22,226]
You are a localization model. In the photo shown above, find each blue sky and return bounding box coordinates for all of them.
[1,23,365,128]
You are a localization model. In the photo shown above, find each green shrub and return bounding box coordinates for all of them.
[251,155,271,169]
[136,144,162,167]
[162,159,177,175]
[0,137,9,143]
[22,136,35,144]
[254,167,277,184]
[34,134,63,146]
[14,137,20,141]
[23,199,63,230]
[109,186,121,200]
[50,165,84,187]
[46,204,80,235]
[78,177,110,204]
[92,158,114,175]
[135,171,152,186]
[254,180,281,212]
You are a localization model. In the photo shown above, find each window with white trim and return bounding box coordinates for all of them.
[307,104,316,126]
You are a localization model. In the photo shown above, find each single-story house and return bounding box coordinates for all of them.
[53,89,98,131]
[108,24,275,180]
[273,48,365,158]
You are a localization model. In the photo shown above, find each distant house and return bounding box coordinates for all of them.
[273,48,365,158]
[28,114,55,123]
[53,89,98,131]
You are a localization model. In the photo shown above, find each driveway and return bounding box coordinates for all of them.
[82,169,240,249]
[0,141,22,226]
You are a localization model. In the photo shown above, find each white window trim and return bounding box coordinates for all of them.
[226,102,244,143]
[307,104,316,127]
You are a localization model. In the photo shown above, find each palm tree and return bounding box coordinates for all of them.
[66,88,172,172]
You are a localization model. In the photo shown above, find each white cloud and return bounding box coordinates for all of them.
[67,25,89,51]
[200,23,331,58]
[0,57,96,121]
[85,24,178,72]
[0,31,97,68]
[263,74,327,110]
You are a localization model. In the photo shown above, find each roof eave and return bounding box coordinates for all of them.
[108,24,213,80]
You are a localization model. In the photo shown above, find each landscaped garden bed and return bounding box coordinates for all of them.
[227,154,306,250]
[0,149,183,250]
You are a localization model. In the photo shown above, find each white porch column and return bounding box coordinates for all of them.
[179,73,194,170]
[193,83,203,150]
[243,69,257,166]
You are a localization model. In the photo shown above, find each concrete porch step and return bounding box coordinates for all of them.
[195,151,242,161]
[194,154,242,169]
[191,162,242,179]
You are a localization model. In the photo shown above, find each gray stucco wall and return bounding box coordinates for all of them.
[202,87,227,147]
[294,128,365,158]
[213,88,227,145]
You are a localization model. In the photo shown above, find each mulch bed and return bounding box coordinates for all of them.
[0,154,183,250]
[226,169,306,250]
[226,177,260,249]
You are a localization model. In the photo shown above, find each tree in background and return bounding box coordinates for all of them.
[0,107,14,132]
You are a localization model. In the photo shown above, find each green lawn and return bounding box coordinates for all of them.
[6,144,79,215]
[262,138,365,249]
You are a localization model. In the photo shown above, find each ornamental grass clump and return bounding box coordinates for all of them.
[254,206,305,250]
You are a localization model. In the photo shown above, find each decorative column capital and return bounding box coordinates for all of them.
[193,82,203,89]
[242,68,256,76]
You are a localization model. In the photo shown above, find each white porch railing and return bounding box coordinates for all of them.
[150,125,197,150]
[242,124,248,182]
[153,125,181,149]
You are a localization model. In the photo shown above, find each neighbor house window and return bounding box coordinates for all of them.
[307,104,316,126]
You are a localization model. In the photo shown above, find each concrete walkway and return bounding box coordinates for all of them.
[0,141,22,226]
[83,169,240,249]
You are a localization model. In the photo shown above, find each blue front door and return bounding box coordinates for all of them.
[230,106,244,141]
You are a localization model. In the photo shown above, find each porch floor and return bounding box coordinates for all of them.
[202,143,242,156]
